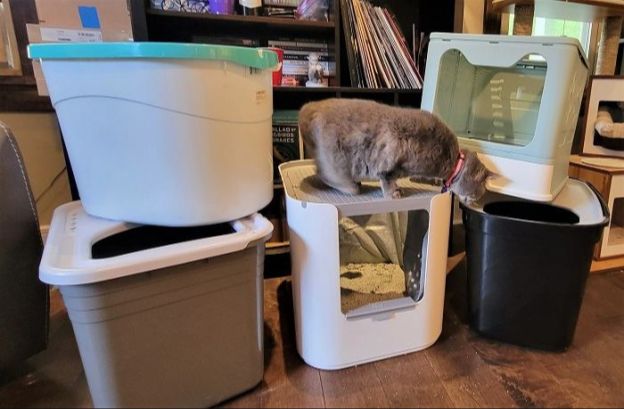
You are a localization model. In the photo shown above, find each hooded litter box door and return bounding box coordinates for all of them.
[28,42,279,226]
[39,201,272,408]
[422,33,588,202]
[461,179,609,351]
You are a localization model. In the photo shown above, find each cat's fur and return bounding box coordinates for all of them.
[299,98,493,203]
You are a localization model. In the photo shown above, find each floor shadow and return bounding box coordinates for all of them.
[276,279,298,351]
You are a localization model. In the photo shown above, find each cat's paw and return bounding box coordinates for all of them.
[382,188,402,199]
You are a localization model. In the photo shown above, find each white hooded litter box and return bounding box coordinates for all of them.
[28,42,278,226]
[39,201,272,408]
[422,33,588,202]
[280,160,451,370]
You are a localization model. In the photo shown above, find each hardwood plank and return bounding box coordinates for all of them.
[469,337,577,408]
[424,309,517,408]
[2,272,624,408]
[533,274,624,407]
[591,256,624,274]
[320,364,390,408]
[222,278,325,408]
[258,347,325,409]
[465,271,624,408]
[374,351,453,408]
[0,313,92,409]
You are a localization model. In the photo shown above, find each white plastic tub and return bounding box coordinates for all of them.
[39,201,272,408]
[28,43,278,226]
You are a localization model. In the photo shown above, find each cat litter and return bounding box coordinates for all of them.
[340,262,406,313]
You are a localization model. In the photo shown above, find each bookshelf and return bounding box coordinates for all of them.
[128,0,456,109]
[146,7,336,30]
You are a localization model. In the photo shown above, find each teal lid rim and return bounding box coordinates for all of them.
[28,42,278,69]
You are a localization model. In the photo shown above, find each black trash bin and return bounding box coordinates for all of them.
[460,179,609,351]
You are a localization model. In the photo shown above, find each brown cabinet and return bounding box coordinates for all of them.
[569,155,624,261]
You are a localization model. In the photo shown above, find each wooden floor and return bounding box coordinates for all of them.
[1,264,623,408]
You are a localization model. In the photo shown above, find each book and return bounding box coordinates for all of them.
[340,0,358,86]
[272,110,303,184]
[191,35,261,47]
[268,37,335,86]
[340,0,422,89]
[263,0,300,6]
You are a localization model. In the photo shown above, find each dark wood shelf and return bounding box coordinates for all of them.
[274,86,422,94]
[273,86,423,109]
[146,8,335,31]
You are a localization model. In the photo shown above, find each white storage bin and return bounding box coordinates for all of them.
[280,160,451,370]
[39,201,272,408]
[28,42,278,226]
[422,33,588,202]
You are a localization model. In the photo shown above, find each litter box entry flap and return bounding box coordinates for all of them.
[28,42,279,70]
[279,160,445,217]
[39,202,273,286]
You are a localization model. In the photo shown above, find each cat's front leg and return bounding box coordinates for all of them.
[380,177,401,199]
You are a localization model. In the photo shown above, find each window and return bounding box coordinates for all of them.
[507,14,593,56]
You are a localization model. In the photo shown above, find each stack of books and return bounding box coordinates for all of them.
[263,0,300,18]
[268,37,335,86]
[340,0,422,89]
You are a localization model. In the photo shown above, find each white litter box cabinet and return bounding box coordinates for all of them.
[280,161,451,370]
[422,33,588,202]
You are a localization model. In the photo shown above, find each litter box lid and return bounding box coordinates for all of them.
[429,32,588,67]
[39,201,273,286]
[279,160,448,216]
[28,42,279,70]
[463,178,608,226]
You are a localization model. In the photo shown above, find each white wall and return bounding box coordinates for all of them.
[0,112,71,227]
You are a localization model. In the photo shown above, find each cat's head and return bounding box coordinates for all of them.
[448,150,494,204]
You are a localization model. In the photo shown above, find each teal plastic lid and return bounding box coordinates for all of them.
[28,42,278,69]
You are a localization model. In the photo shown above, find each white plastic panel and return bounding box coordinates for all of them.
[434,50,546,147]
[39,201,273,286]
[280,160,451,370]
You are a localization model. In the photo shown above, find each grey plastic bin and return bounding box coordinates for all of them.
[39,202,273,408]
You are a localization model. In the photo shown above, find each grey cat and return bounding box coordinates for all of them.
[299,98,493,203]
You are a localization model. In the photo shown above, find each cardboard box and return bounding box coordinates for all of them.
[29,0,134,96]
[35,0,133,42]
[26,24,49,96]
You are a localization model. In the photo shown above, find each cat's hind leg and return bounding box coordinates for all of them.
[314,144,360,195]
[318,170,360,195]
[380,176,401,199]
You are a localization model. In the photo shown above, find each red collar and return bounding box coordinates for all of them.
[443,151,465,191]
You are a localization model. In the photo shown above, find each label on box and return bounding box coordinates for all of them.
[40,27,103,42]
[78,6,101,29]
[273,110,303,184]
